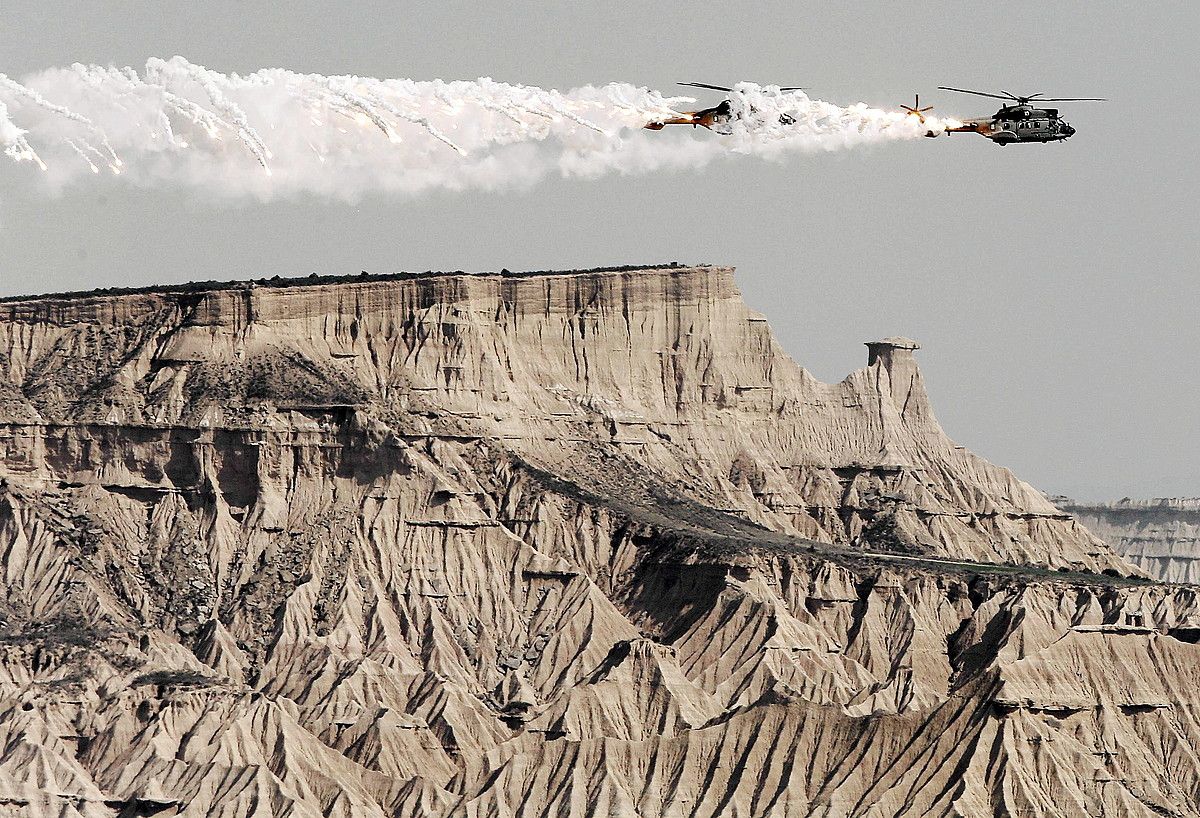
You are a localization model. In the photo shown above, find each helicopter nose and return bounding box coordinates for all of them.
[1063,124,1076,137]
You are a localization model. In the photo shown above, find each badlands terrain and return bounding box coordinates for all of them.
[0,263,1198,817]
[1060,498,1200,585]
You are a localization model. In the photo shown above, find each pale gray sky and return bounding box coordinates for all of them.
[1,1,1196,501]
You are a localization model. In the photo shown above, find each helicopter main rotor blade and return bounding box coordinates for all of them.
[678,82,734,92]
[678,82,806,93]
[1036,97,1107,102]
[938,86,1013,100]
[1002,90,1045,101]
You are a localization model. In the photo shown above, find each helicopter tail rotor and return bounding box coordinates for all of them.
[900,94,935,123]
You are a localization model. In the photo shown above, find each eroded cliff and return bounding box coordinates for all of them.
[0,264,1195,817]
[1062,498,1200,583]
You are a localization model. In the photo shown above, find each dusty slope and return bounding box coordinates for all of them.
[1062,498,1200,583]
[0,264,1195,817]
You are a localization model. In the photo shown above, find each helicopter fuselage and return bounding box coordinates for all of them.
[644,98,796,134]
[944,103,1076,144]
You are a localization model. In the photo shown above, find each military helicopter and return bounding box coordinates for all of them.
[932,86,1105,145]
[644,82,804,133]
[900,94,935,124]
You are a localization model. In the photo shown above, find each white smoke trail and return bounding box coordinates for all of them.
[0,100,43,169]
[0,58,962,201]
[0,71,120,171]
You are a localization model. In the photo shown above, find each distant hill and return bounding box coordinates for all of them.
[1060,497,1200,583]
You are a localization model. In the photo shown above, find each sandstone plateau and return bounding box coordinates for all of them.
[0,263,1197,817]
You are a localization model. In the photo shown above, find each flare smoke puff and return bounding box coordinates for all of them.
[0,102,34,163]
[0,57,961,200]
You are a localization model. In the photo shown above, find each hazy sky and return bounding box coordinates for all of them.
[1,2,1196,501]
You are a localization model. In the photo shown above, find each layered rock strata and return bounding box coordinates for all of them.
[0,264,1194,817]
[1063,498,1200,583]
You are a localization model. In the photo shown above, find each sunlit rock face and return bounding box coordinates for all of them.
[0,264,1196,818]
